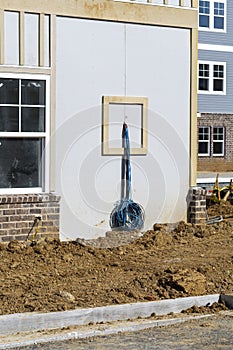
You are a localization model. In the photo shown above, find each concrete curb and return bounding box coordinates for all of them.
[0,294,220,336]
[0,314,215,349]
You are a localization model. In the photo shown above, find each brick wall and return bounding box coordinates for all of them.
[187,187,206,225]
[198,158,233,172]
[198,113,233,172]
[0,193,60,243]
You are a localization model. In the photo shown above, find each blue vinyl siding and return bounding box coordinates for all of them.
[199,1,233,46]
[198,50,233,113]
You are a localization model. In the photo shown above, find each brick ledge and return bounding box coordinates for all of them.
[0,193,60,205]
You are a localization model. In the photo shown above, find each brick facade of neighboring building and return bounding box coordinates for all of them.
[198,113,233,172]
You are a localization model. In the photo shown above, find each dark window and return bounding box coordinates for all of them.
[198,127,210,155]
[199,1,225,31]
[0,76,47,189]
[213,65,224,92]
[199,142,209,154]
[0,107,19,132]
[0,79,19,104]
[214,2,225,29]
[213,127,224,155]
[0,138,43,188]
[21,107,45,132]
[199,1,210,28]
[199,64,209,91]
[198,62,225,94]
[21,80,46,105]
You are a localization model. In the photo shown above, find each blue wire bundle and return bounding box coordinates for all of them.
[110,122,145,231]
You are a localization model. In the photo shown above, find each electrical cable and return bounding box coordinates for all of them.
[110,122,145,231]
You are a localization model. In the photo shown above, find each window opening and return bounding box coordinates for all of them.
[198,61,225,94]
[0,74,49,191]
[199,0,226,31]
[199,63,209,91]
[199,1,210,28]
[213,127,224,156]
[198,126,210,156]
[214,2,225,29]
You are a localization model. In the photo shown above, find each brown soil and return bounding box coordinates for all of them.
[0,201,233,316]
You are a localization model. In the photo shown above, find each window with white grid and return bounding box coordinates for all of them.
[199,0,226,32]
[198,61,226,94]
[0,73,50,193]
[198,126,210,156]
[213,127,224,156]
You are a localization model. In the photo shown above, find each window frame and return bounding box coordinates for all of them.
[0,72,50,194]
[198,60,226,95]
[198,126,210,157]
[102,96,148,156]
[199,0,227,33]
[213,126,225,156]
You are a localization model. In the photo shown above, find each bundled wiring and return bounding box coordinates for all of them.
[110,122,145,231]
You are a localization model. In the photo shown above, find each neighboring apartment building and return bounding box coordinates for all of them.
[198,0,233,175]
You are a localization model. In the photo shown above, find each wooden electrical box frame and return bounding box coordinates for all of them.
[102,95,148,156]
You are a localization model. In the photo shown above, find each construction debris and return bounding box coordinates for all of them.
[208,174,233,203]
[205,174,233,224]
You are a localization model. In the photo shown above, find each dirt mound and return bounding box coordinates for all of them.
[181,302,229,315]
[0,204,233,316]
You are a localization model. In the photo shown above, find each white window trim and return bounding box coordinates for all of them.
[198,126,210,157]
[199,0,227,33]
[198,60,226,95]
[0,72,50,194]
[213,126,224,157]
